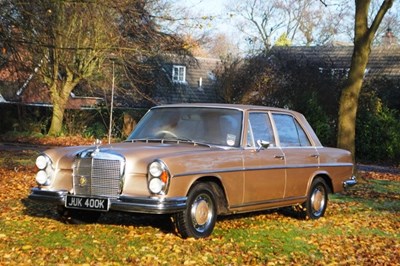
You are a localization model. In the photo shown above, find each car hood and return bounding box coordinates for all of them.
[44,141,229,174]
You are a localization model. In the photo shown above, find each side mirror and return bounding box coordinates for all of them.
[256,140,270,152]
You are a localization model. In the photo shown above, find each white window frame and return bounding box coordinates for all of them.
[172,65,186,83]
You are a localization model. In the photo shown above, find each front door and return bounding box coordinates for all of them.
[243,112,286,204]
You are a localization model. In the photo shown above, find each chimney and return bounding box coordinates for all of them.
[382,27,398,47]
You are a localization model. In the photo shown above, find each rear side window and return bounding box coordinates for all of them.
[272,114,311,147]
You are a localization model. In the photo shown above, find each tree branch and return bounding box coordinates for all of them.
[319,0,328,7]
[369,0,394,37]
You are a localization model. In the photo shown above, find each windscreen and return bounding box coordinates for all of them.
[127,107,243,147]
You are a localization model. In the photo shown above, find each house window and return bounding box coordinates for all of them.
[172,65,186,82]
[318,67,349,78]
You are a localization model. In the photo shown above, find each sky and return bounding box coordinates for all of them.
[176,0,233,32]
[184,0,226,16]
[174,0,400,52]
[184,0,248,54]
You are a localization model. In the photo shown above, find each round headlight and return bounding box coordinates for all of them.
[149,161,163,177]
[36,155,48,170]
[149,178,163,194]
[36,170,49,185]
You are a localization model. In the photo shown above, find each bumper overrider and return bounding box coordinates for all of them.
[28,187,187,214]
[343,175,357,188]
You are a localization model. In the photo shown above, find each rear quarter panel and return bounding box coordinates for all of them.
[317,147,353,193]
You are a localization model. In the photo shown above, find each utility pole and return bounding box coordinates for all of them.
[108,57,115,144]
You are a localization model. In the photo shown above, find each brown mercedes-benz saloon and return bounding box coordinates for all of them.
[29,104,356,238]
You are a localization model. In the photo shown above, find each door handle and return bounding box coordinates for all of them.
[310,154,319,158]
[274,155,285,160]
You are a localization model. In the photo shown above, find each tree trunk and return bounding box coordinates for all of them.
[48,98,68,136]
[47,80,77,136]
[336,0,393,160]
[337,44,369,157]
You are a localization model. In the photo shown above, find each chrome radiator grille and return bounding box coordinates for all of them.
[73,154,124,198]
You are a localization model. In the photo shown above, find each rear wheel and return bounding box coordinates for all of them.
[304,177,328,219]
[174,183,217,239]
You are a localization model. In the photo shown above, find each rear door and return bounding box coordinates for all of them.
[272,113,319,199]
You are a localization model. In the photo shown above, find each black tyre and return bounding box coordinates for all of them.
[58,206,102,224]
[174,183,217,239]
[304,177,329,219]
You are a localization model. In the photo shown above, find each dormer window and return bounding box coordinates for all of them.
[172,65,186,83]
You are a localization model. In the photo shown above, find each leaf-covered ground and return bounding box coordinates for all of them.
[0,148,399,265]
[0,134,96,147]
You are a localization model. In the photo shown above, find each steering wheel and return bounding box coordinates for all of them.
[155,130,178,139]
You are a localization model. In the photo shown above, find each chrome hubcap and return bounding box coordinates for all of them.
[191,194,213,232]
[311,186,325,216]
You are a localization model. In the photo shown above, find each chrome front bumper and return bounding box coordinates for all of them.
[28,187,187,214]
[343,175,357,188]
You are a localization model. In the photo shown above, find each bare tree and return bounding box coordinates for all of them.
[293,0,350,45]
[2,0,186,136]
[275,0,321,45]
[4,0,121,135]
[226,0,285,53]
[157,0,217,53]
[226,0,351,51]
[202,33,241,58]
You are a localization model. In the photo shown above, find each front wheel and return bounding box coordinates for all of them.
[304,177,329,219]
[174,183,217,239]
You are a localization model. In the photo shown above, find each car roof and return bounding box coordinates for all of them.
[152,103,299,115]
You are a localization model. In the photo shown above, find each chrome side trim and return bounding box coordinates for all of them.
[173,167,246,178]
[173,162,353,178]
[343,175,357,188]
[230,196,307,209]
[319,162,354,168]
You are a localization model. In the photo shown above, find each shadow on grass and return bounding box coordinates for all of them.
[21,198,176,234]
[217,206,309,225]
[21,197,303,237]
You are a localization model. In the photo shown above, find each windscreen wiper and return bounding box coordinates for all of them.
[126,138,212,147]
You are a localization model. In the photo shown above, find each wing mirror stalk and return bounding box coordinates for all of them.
[256,140,270,152]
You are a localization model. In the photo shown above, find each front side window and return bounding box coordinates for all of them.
[172,65,186,82]
[272,114,311,147]
[247,112,275,147]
